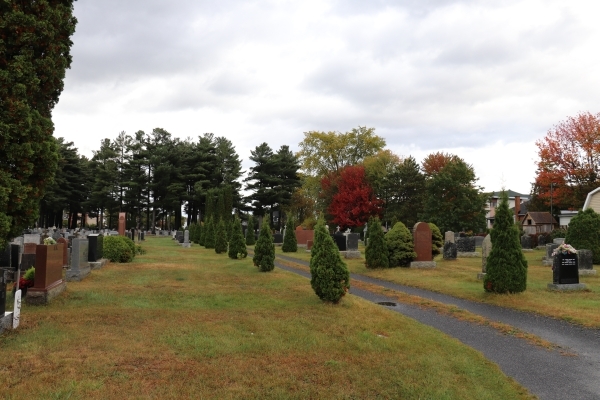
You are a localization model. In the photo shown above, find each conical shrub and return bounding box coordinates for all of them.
[365,216,389,268]
[484,191,528,293]
[310,219,350,303]
[282,217,298,252]
[385,221,416,267]
[228,217,248,259]
[214,218,228,254]
[565,208,600,264]
[428,222,443,259]
[204,218,215,249]
[253,221,274,272]
[246,215,256,246]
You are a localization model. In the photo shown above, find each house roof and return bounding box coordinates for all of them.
[490,189,529,199]
[524,211,557,225]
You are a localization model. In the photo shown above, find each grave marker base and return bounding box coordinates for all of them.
[25,280,67,305]
[547,283,587,291]
[578,269,597,276]
[66,266,91,281]
[477,272,486,280]
[0,312,13,335]
[410,261,436,269]
[89,258,109,270]
[457,252,481,258]
[343,251,361,259]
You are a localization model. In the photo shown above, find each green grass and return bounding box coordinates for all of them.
[277,244,600,328]
[0,237,532,399]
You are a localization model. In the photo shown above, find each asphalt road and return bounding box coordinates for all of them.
[274,254,600,400]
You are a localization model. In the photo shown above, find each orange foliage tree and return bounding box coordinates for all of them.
[421,152,461,177]
[533,112,600,211]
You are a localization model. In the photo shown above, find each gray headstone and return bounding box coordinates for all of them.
[481,234,492,273]
[521,235,532,249]
[443,242,457,260]
[538,235,547,246]
[553,238,565,245]
[474,236,484,248]
[444,231,454,243]
[71,238,89,271]
[346,233,359,251]
[23,234,41,245]
[273,233,283,244]
[546,243,559,259]
[184,230,190,244]
[578,249,593,270]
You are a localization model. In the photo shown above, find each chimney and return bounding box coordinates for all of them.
[515,196,521,220]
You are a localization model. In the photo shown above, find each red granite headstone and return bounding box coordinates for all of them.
[57,237,68,267]
[32,244,64,290]
[307,240,314,250]
[24,243,37,254]
[118,212,126,236]
[413,222,432,262]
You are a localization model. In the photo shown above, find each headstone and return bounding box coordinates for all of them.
[521,235,532,250]
[543,243,559,266]
[118,212,126,236]
[456,237,476,252]
[57,238,68,267]
[109,231,119,236]
[474,236,484,248]
[176,231,184,244]
[332,234,346,251]
[344,233,361,259]
[52,231,62,242]
[27,243,67,305]
[444,231,455,243]
[273,233,283,244]
[88,234,103,262]
[141,231,145,241]
[538,235,547,246]
[443,242,457,260]
[66,238,90,282]
[578,249,593,270]
[553,238,565,245]
[10,244,20,271]
[478,234,492,279]
[306,240,313,251]
[23,234,41,245]
[412,222,432,262]
[0,244,10,268]
[182,230,191,248]
[552,253,579,284]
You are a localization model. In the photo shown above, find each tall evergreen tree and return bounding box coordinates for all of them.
[282,217,298,252]
[253,222,275,272]
[246,214,256,245]
[228,217,248,259]
[0,1,77,245]
[214,218,228,254]
[310,219,350,303]
[484,191,528,293]
[204,217,215,249]
[365,217,389,268]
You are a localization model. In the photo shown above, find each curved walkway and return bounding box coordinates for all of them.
[274,254,600,400]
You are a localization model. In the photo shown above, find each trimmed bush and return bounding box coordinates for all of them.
[103,236,135,263]
[385,221,417,267]
[310,218,350,303]
[253,221,275,271]
[246,215,256,245]
[429,222,443,259]
[228,217,248,259]
[484,191,528,293]
[214,218,228,254]
[282,217,298,252]
[550,228,568,240]
[365,216,388,268]
[565,208,600,264]
[204,218,215,249]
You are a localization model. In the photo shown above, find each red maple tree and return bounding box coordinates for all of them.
[534,112,600,209]
[323,165,382,229]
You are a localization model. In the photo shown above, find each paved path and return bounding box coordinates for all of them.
[274,254,600,400]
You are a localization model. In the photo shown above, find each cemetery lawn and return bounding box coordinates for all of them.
[276,246,600,328]
[0,237,532,400]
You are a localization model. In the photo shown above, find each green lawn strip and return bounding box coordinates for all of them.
[276,246,600,328]
[0,237,531,399]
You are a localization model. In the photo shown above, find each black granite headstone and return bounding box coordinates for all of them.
[456,237,475,252]
[88,234,101,262]
[273,233,283,244]
[553,253,579,284]
[0,271,6,316]
[10,244,19,271]
[521,235,532,249]
[346,233,359,251]
[0,244,10,268]
[177,231,184,243]
[333,234,346,251]
[443,242,457,260]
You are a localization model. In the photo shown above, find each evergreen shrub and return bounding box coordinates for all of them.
[429,222,443,258]
[228,217,248,259]
[282,217,298,252]
[565,208,600,264]
[484,191,528,293]
[253,222,275,271]
[246,215,256,246]
[204,218,215,249]
[104,236,135,263]
[365,216,388,268]
[214,219,228,254]
[385,222,416,267]
[310,219,350,303]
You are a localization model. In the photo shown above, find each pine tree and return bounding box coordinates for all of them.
[253,222,275,272]
[428,222,443,259]
[365,217,389,268]
[198,220,206,246]
[214,218,228,254]
[246,214,256,245]
[204,217,215,249]
[310,219,350,303]
[565,208,600,264]
[282,217,298,252]
[228,217,248,259]
[385,222,417,267]
[484,191,528,293]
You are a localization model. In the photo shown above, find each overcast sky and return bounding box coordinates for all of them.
[52,0,600,195]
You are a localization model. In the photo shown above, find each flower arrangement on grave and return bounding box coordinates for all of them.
[43,237,57,245]
[13,267,35,297]
[552,243,577,257]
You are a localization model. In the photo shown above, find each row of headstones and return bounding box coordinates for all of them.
[442,233,479,260]
[174,230,191,248]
